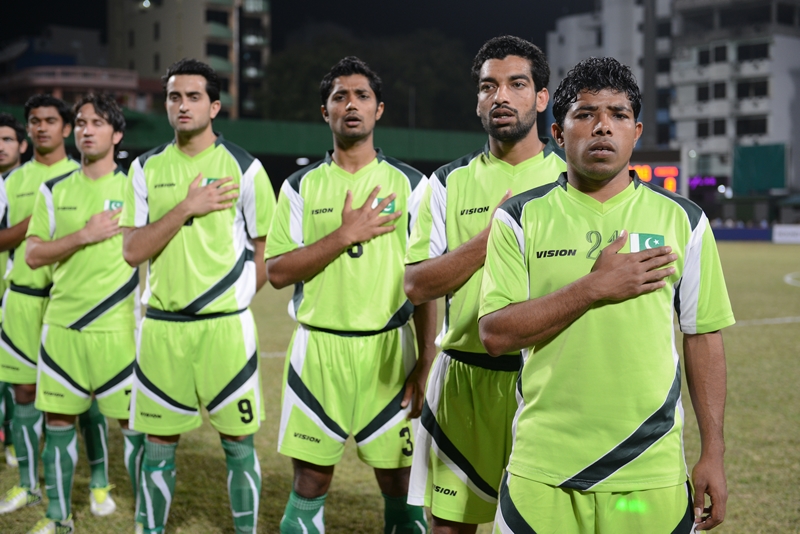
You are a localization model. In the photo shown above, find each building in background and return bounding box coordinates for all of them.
[107,0,271,118]
[671,0,800,222]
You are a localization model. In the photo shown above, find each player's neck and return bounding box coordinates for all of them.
[33,145,67,166]
[175,126,217,157]
[567,165,632,203]
[488,133,544,166]
[81,152,117,179]
[0,161,20,174]
[331,134,376,174]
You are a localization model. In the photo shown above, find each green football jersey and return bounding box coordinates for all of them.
[119,136,276,315]
[0,157,79,290]
[479,173,735,492]
[26,168,138,331]
[405,140,566,354]
[266,150,426,333]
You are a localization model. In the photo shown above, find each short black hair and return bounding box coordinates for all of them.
[73,93,126,134]
[320,56,382,106]
[24,94,73,125]
[0,113,26,142]
[162,58,221,103]
[552,57,642,128]
[471,36,550,92]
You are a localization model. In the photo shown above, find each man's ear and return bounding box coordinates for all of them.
[321,105,329,123]
[551,123,565,148]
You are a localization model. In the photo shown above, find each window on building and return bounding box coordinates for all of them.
[713,119,726,136]
[656,19,671,38]
[657,123,671,145]
[713,45,727,62]
[736,116,767,135]
[206,9,229,25]
[596,29,603,47]
[657,57,671,73]
[698,48,710,65]
[154,22,160,41]
[713,82,727,99]
[657,89,671,109]
[737,79,768,98]
[777,3,796,26]
[720,4,771,28]
[128,30,134,48]
[207,43,229,59]
[154,53,160,72]
[738,42,769,61]
[697,120,710,138]
[697,85,710,102]
[683,9,714,33]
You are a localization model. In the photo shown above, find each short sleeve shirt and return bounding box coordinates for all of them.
[405,140,566,354]
[119,136,276,314]
[479,173,735,492]
[27,168,138,331]
[266,150,426,333]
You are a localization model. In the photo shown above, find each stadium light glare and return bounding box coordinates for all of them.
[296,157,310,166]
[718,184,726,193]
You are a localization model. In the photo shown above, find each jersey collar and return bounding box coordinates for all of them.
[483,138,559,177]
[562,170,639,214]
[324,147,383,181]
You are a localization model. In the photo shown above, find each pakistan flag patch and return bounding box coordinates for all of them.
[629,233,665,252]
[201,177,221,187]
[372,197,396,213]
[104,199,123,211]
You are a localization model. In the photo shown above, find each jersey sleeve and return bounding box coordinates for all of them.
[405,172,447,263]
[26,184,54,241]
[120,159,148,228]
[479,208,530,319]
[265,179,303,259]
[240,159,276,239]
[406,174,428,239]
[675,213,735,334]
[0,176,8,230]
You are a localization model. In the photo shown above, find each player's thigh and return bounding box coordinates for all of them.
[131,317,201,435]
[35,324,93,415]
[426,356,519,524]
[195,309,261,437]
[0,291,47,384]
[87,329,136,420]
[352,324,418,469]
[278,326,356,466]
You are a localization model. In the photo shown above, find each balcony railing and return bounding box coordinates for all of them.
[0,66,138,90]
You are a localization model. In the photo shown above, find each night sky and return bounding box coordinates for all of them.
[4,0,596,54]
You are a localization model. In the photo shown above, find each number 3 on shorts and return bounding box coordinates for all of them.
[400,427,413,457]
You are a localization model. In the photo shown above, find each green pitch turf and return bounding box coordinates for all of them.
[1,242,798,533]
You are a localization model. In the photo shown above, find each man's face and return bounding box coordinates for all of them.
[553,88,642,182]
[27,106,71,154]
[0,126,26,172]
[476,55,548,143]
[322,74,384,142]
[165,74,220,135]
[74,103,122,162]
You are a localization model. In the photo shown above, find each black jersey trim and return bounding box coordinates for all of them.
[145,307,245,322]
[421,399,499,499]
[135,143,170,168]
[542,137,566,161]
[383,155,425,190]
[134,362,198,413]
[217,136,256,172]
[181,248,254,315]
[206,350,258,412]
[559,364,682,491]
[638,176,703,231]
[671,481,695,534]
[40,344,91,396]
[287,364,349,440]
[68,268,139,331]
[445,349,522,371]
[285,159,327,194]
[94,361,135,396]
[1,330,35,366]
[500,177,565,226]
[302,299,414,337]
[44,170,78,191]
[9,283,52,297]
[354,385,405,444]
[498,473,539,533]
[432,147,484,188]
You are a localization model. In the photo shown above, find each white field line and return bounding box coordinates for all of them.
[784,272,800,288]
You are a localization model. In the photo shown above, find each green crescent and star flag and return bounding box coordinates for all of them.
[104,199,124,211]
[629,233,665,252]
[372,197,396,213]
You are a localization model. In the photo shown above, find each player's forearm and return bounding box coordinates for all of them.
[122,203,192,266]
[253,236,267,292]
[479,274,601,356]
[25,233,87,269]
[684,332,727,458]
[412,300,437,371]
[404,229,490,305]
[266,228,351,289]
[0,217,30,253]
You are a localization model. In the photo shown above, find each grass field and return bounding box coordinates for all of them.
[1,241,799,533]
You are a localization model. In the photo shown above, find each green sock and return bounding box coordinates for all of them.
[383,493,428,534]
[280,491,326,533]
[42,424,78,521]
[11,401,43,489]
[221,436,261,533]
[122,428,145,502]
[139,440,177,533]
[78,399,109,488]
